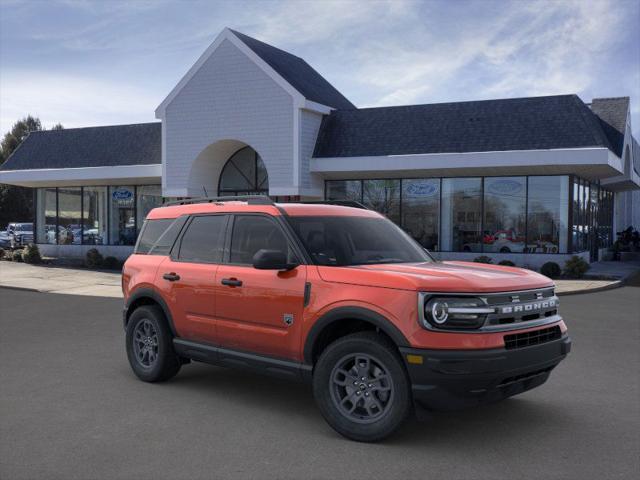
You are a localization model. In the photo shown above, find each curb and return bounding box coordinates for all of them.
[556,279,623,297]
[0,285,41,293]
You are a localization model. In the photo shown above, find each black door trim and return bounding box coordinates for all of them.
[173,338,313,382]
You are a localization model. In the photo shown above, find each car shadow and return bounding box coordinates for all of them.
[156,362,572,446]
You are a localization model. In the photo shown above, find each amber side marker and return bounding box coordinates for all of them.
[406,354,423,365]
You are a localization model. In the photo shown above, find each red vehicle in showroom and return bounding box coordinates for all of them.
[121,196,570,442]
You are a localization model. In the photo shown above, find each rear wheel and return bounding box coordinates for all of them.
[313,332,411,442]
[126,305,181,382]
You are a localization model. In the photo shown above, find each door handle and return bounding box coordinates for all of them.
[221,278,243,287]
[162,272,180,282]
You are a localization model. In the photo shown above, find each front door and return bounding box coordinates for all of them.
[156,214,228,344]
[214,214,306,360]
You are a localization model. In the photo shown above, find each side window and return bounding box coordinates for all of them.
[177,215,227,263]
[148,216,188,255]
[135,218,174,254]
[230,215,291,264]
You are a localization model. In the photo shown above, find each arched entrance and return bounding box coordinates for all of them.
[218,146,269,196]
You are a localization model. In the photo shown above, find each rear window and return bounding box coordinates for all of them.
[135,217,186,255]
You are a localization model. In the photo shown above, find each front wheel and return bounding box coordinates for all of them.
[126,305,181,382]
[313,332,411,442]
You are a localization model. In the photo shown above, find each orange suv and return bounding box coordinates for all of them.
[122,196,570,441]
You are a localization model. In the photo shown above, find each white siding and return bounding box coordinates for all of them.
[163,39,294,196]
[299,109,324,196]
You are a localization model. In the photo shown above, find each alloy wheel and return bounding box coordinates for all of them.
[329,353,394,424]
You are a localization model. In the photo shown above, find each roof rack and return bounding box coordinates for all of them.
[163,195,275,207]
[300,200,369,210]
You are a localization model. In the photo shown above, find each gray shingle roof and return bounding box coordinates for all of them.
[230,29,355,110]
[1,122,161,171]
[589,97,629,157]
[313,95,615,158]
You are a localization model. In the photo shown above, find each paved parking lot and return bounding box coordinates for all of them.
[0,286,638,480]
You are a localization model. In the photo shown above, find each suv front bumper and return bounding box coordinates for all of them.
[399,334,571,411]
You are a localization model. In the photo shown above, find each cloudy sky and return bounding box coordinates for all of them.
[1,0,639,137]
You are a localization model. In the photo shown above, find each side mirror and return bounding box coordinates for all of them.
[252,249,298,271]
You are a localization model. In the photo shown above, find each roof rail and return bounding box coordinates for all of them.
[300,200,369,210]
[163,195,275,207]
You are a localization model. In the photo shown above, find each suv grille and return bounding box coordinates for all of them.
[484,288,558,327]
[504,326,562,350]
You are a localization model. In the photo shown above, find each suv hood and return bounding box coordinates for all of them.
[317,261,553,293]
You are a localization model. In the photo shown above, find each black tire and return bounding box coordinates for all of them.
[126,305,181,382]
[313,331,411,442]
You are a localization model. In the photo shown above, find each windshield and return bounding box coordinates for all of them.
[288,216,432,266]
[14,224,33,231]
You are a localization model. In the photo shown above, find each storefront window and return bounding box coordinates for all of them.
[83,187,107,245]
[136,185,163,232]
[57,188,82,245]
[109,186,136,245]
[326,180,362,202]
[402,179,440,250]
[362,180,400,223]
[441,178,482,252]
[483,177,526,253]
[36,188,57,244]
[527,176,569,254]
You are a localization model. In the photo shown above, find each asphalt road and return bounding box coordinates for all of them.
[1,286,638,480]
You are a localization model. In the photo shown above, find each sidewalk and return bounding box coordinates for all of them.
[0,261,122,298]
[1,260,638,299]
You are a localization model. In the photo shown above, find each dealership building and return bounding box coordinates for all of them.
[1,28,638,266]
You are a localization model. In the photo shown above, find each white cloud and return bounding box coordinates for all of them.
[0,72,158,132]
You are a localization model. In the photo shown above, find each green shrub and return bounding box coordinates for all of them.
[564,256,590,279]
[498,260,516,267]
[22,244,42,264]
[540,261,562,279]
[102,256,120,270]
[85,248,103,268]
[11,250,24,262]
[0,248,5,260]
[473,255,493,264]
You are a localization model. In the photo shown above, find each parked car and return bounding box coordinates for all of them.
[6,223,34,249]
[121,197,570,442]
[482,229,526,253]
[0,230,10,248]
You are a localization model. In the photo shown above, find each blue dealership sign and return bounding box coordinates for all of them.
[405,181,439,197]
[488,179,523,195]
[112,188,133,201]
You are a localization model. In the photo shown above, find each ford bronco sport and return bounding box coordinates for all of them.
[122,196,570,442]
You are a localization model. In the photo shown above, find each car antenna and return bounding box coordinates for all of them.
[202,186,208,196]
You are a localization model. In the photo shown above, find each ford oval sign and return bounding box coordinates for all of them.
[405,181,439,197]
[112,188,133,200]
[488,179,523,195]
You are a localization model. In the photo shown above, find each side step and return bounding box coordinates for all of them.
[173,338,313,382]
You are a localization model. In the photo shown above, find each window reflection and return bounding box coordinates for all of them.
[362,180,400,223]
[526,176,569,253]
[483,177,526,253]
[402,179,440,250]
[83,187,107,245]
[441,178,482,252]
[326,180,362,202]
[57,188,82,245]
[136,185,163,232]
[36,188,57,244]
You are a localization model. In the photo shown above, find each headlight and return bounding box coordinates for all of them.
[421,296,494,330]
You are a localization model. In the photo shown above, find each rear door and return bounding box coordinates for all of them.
[214,214,307,360]
[156,214,229,344]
